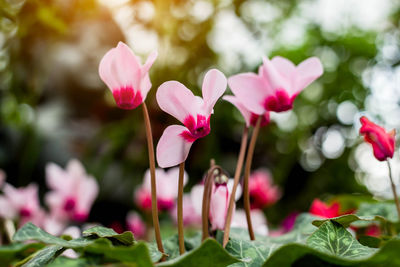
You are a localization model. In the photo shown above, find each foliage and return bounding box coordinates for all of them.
[5,202,400,266]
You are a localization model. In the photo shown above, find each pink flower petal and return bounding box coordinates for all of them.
[156,125,194,168]
[223,95,252,127]
[261,57,291,93]
[190,184,204,216]
[295,57,323,93]
[209,185,229,231]
[141,51,158,75]
[271,56,296,80]
[228,73,267,115]
[201,69,227,115]
[156,81,201,123]
[114,42,141,91]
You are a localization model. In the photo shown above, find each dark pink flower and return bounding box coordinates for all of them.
[156,69,227,167]
[359,116,395,161]
[309,199,341,218]
[249,169,281,209]
[126,211,146,239]
[99,42,157,109]
[228,56,323,114]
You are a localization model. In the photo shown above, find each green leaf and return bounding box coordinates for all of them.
[307,221,376,258]
[83,226,134,245]
[357,202,399,223]
[312,214,387,228]
[158,238,240,267]
[21,245,64,267]
[84,239,153,267]
[13,223,93,248]
[0,242,43,266]
[225,239,273,267]
[45,257,92,267]
[146,242,163,262]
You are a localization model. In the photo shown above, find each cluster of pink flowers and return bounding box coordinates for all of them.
[0,159,99,236]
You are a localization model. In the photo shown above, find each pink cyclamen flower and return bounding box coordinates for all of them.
[231,209,268,236]
[126,211,146,239]
[228,56,323,113]
[45,159,99,222]
[190,179,242,231]
[0,183,44,226]
[223,95,270,127]
[99,42,157,109]
[135,167,188,211]
[156,69,227,167]
[249,169,281,210]
[359,116,395,161]
[170,195,202,227]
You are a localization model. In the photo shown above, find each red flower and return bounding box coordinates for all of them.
[359,116,395,161]
[309,199,341,218]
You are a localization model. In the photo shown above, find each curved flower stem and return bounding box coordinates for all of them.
[222,126,249,248]
[387,160,400,220]
[177,161,186,255]
[202,165,222,241]
[243,116,262,240]
[142,103,164,256]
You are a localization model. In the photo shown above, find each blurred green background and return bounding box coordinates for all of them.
[1,0,400,227]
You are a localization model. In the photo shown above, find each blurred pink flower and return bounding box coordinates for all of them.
[309,199,341,218]
[228,56,323,113]
[45,159,99,222]
[189,179,242,231]
[99,42,157,109]
[249,169,281,209]
[170,194,202,227]
[126,211,146,239]
[0,183,44,226]
[135,167,188,211]
[223,95,270,127]
[156,69,227,167]
[359,116,395,161]
[231,209,268,236]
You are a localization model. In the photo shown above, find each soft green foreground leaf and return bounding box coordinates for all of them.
[357,202,399,223]
[312,214,387,228]
[13,223,93,248]
[226,239,274,267]
[84,239,153,267]
[83,226,134,245]
[158,238,240,267]
[21,245,64,267]
[0,242,43,266]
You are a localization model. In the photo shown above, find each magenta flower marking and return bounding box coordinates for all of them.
[99,42,157,110]
[228,56,323,114]
[223,95,270,128]
[156,69,227,168]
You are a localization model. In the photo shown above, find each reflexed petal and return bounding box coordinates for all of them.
[190,184,204,216]
[261,57,291,93]
[223,95,251,127]
[156,81,201,123]
[156,125,194,168]
[75,175,99,218]
[115,42,141,91]
[99,48,120,90]
[295,57,323,93]
[228,73,267,115]
[46,163,69,192]
[141,50,158,74]
[227,179,242,201]
[202,69,227,116]
[209,185,229,231]
[271,56,296,80]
